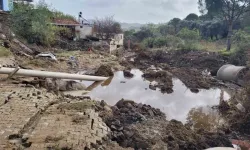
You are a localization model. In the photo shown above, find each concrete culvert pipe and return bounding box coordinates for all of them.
[217,64,247,85]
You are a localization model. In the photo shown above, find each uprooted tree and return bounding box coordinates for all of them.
[198,0,250,51]
[94,16,122,40]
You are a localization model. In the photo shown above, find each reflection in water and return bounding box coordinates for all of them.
[83,70,230,127]
[186,106,226,131]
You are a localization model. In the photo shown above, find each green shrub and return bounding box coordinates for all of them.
[153,37,167,48]
[178,41,201,51]
[176,28,201,50]
[142,37,155,48]
[177,28,200,41]
[233,30,250,52]
[11,1,70,46]
[165,35,183,48]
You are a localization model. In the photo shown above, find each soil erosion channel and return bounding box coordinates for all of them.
[69,69,230,130]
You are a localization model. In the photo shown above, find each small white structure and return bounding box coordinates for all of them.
[110,33,124,53]
[75,25,93,39]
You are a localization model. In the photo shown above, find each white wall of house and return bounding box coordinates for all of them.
[113,34,124,46]
[109,33,124,53]
[75,25,93,39]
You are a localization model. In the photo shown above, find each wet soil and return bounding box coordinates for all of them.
[123,50,232,90]
[84,69,230,124]
[123,70,134,78]
[218,87,250,136]
[95,65,114,77]
[171,68,222,91]
[96,99,233,150]
[142,70,173,93]
[132,50,227,71]
[2,47,246,149]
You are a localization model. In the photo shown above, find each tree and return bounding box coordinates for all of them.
[198,0,250,51]
[133,26,153,42]
[94,16,122,40]
[168,18,181,34]
[185,13,199,21]
[11,1,58,46]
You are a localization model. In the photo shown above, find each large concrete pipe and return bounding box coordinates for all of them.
[0,67,108,81]
[217,64,247,85]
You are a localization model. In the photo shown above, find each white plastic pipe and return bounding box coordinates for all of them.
[0,67,108,81]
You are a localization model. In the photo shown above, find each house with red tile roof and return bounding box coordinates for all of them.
[52,18,93,40]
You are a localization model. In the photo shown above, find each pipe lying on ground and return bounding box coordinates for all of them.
[0,67,108,81]
[217,64,247,86]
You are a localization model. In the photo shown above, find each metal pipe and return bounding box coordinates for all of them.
[0,67,108,81]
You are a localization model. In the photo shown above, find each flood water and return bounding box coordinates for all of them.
[75,69,230,130]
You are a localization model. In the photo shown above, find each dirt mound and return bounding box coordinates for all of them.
[134,50,227,72]
[95,65,114,77]
[171,68,220,91]
[111,99,166,124]
[143,70,174,93]
[97,100,233,150]
[123,70,134,78]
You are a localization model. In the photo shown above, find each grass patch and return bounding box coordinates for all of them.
[0,46,11,57]
[218,48,238,56]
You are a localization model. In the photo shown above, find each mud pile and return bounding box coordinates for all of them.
[98,99,233,150]
[123,70,134,78]
[142,70,174,93]
[171,68,221,91]
[134,50,227,72]
[127,50,228,91]
[95,65,114,77]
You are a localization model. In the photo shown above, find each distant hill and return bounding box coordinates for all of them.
[120,23,144,31]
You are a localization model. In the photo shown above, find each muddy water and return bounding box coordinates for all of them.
[81,69,230,130]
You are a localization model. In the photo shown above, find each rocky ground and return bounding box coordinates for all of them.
[0,45,250,149]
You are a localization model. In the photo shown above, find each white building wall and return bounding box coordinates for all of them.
[75,25,93,39]
[114,34,124,46]
[109,33,124,53]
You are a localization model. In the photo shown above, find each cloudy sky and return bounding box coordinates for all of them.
[34,0,200,23]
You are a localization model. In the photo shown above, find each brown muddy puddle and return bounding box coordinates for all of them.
[76,69,230,130]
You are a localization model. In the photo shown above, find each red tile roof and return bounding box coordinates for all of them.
[52,18,80,26]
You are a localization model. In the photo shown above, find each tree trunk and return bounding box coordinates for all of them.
[226,22,233,51]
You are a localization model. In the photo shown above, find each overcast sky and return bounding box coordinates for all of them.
[34,0,200,24]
